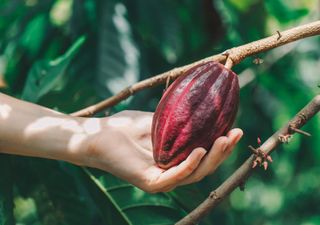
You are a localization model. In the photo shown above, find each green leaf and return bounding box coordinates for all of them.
[169,185,205,212]
[265,0,309,23]
[169,185,214,225]
[21,36,86,102]
[95,0,139,99]
[14,159,91,225]
[20,14,47,57]
[81,168,187,225]
[78,168,127,225]
[0,156,14,225]
[13,196,39,225]
[228,0,259,12]
[132,0,183,63]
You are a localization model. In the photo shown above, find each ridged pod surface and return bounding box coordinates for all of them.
[152,61,239,169]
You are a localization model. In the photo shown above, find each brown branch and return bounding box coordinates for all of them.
[175,95,320,225]
[72,20,320,117]
[225,20,320,65]
[71,54,225,117]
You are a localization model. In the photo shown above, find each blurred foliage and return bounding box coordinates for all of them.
[0,0,320,225]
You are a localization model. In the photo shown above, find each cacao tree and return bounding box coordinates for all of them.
[0,1,319,225]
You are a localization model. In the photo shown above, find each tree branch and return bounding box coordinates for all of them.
[71,54,225,117]
[224,20,320,65]
[175,95,320,225]
[72,20,320,117]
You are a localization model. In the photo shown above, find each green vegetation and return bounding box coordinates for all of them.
[0,0,319,224]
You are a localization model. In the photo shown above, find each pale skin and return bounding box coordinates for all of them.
[0,93,243,193]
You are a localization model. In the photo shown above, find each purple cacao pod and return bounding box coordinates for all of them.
[152,61,239,169]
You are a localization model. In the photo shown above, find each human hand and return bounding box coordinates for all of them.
[82,110,243,193]
[0,93,242,191]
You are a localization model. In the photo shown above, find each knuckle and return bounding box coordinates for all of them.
[176,175,185,182]
[143,180,163,194]
[185,163,196,174]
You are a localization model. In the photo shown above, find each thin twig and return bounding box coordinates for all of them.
[71,55,225,117]
[175,95,320,225]
[72,20,320,117]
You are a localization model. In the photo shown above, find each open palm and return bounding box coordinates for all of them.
[85,110,243,193]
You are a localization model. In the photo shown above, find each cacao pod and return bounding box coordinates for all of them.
[152,61,239,169]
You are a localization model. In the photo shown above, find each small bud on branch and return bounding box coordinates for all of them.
[175,95,320,225]
[70,20,320,225]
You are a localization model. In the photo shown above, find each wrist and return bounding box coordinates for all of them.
[63,116,101,166]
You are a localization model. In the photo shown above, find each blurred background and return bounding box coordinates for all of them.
[0,0,320,225]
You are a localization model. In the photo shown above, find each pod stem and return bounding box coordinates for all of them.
[72,21,320,116]
[224,57,234,70]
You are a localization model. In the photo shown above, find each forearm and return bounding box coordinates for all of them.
[0,93,95,164]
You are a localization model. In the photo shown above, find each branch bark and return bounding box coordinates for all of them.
[175,95,320,225]
[71,20,320,224]
[72,20,320,117]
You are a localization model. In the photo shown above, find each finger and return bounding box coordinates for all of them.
[203,129,243,174]
[178,136,229,185]
[206,129,243,170]
[179,129,243,186]
[154,148,206,190]
[225,128,243,152]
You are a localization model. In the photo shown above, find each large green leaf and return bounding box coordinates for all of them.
[0,156,14,225]
[81,168,187,225]
[170,185,215,225]
[13,159,91,225]
[129,0,183,63]
[95,0,139,100]
[78,168,128,225]
[21,36,85,102]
